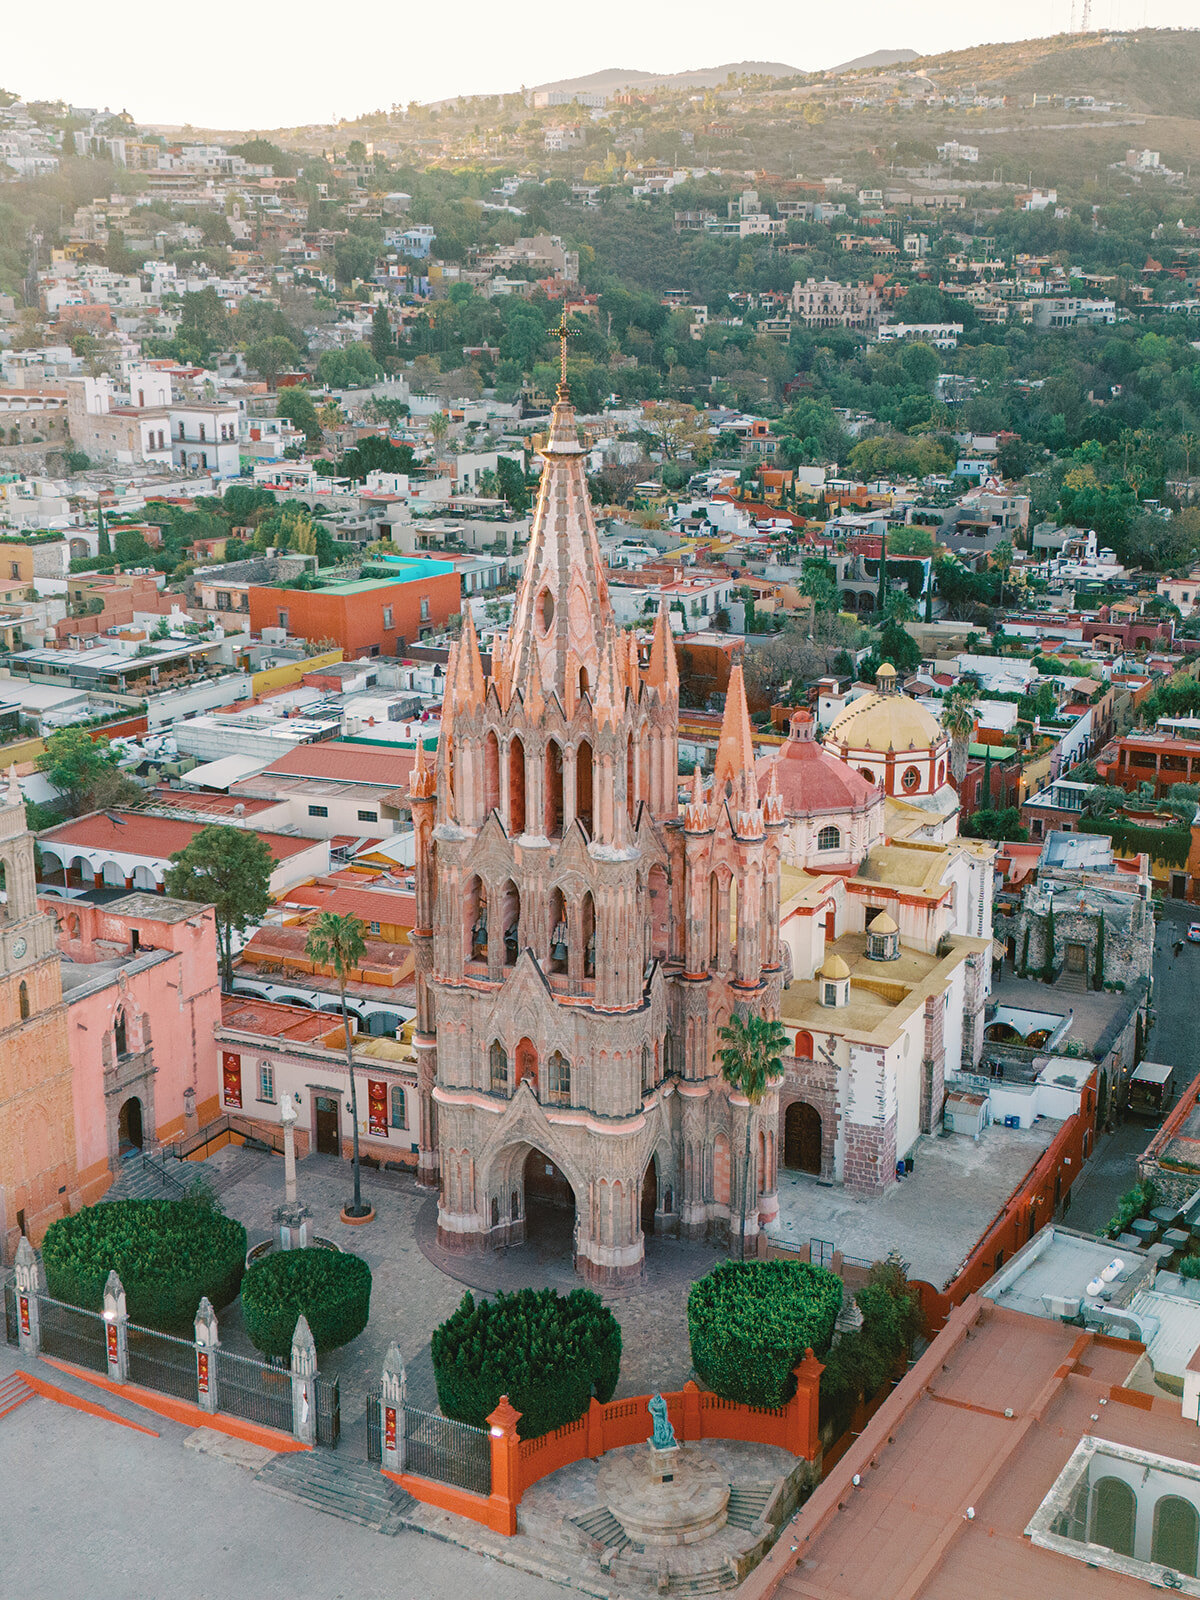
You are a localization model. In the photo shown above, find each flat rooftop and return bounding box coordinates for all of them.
[745,1298,1185,1600]
[771,1117,1061,1290]
[981,1224,1155,1319]
[780,931,989,1048]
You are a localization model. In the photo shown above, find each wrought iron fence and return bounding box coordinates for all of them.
[315,1374,339,1448]
[810,1238,836,1269]
[2,1277,16,1347]
[366,1383,382,1463]
[39,1295,108,1373]
[215,1347,293,1435]
[126,1321,198,1402]
[403,1404,491,1497]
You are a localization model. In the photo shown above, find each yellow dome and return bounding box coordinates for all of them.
[819,953,851,980]
[869,912,898,934]
[826,686,943,755]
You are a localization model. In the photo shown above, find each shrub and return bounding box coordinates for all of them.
[241,1248,371,1360]
[1105,1178,1157,1241]
[818,1258,924,1435]
[687,1260,843,1409]
[41,1196,246,1335]
[432,1288,621,1440]
[1180,1256,1200,1282]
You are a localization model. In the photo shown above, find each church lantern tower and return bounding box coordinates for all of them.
[411,337,784,1280]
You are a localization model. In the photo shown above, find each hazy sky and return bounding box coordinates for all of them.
[4,0,1196,129]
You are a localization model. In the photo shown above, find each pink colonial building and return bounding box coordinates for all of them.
[44,893,223,1203]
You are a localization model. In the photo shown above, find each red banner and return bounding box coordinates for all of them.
[222,1051,242,1109]
[368,1078,388,1138]
[197,1351,209,1394]
[385,1405,396,1452]
[106,1323,119,1366]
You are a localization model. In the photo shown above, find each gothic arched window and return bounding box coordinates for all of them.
[546,1052,571,1105]
[114,1010,127,1057]
[18,980,29,1021]
[489,1041,509,1094]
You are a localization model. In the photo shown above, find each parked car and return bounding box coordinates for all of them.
[1188,923,1200,943]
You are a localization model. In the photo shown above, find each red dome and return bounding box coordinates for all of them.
[757,717,880,817]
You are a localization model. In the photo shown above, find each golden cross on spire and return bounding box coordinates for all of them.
[551,307,576,392]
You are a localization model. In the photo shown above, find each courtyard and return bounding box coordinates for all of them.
[771,1118,1061,1288]
[188,1142,729,1433]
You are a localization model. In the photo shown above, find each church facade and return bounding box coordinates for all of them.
[410,377,786,1282]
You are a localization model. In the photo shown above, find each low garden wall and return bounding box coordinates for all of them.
[382,1356,824,1538]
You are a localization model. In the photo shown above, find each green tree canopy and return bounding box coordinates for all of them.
[164,824,274,990]
[36,727,140,816]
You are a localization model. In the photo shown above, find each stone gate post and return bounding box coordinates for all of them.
[102,1270,128,1384]
[380,1341,406,1473]
[13,1237,41,1358]
[195,1296,219,1414]
[290,1313,317,1445]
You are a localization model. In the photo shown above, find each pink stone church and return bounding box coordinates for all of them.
[409,374,994,1283]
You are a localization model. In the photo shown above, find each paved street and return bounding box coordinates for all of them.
[1061,898,1199,1234]
[0,1367,568,1600]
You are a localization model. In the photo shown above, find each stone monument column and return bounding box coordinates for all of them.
[290,1314,317,1445]
[13,1237,41,1358]
[380,1341,406,1474]
[102,1269,129,1384]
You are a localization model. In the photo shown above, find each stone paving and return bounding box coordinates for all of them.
[203,1143,728,1430]
[0,1358,569,1600]
[770,1120,1060,1288]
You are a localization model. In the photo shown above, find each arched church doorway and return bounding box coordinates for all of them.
[118,1096,144,1157]
[783,1101,822,1175]
[522,1148,575,1258]
[640,1155,658,1238]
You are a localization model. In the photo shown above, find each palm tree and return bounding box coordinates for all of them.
[717,1011,789,1260]
[428,409,449,463]
[942,682,978,788]
[992,540,1013,609]
[305,912,369,1215]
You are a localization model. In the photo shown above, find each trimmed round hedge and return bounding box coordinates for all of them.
[42,1197,246,1336]
[241,1247,371,1360]
[432,1287,621,1440]
[688,1259,842,1409]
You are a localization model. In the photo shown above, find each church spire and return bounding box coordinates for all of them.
[645,599,679,699]
[448,605,485,714]
[504,320,612,708]
[712,663,754,800]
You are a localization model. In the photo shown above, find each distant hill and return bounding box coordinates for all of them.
[903,27,1200,118]
[526,61,801,97]
[826,48,919,75]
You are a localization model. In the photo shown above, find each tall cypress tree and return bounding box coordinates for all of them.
[876,528,888,612]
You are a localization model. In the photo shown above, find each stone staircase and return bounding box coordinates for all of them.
[255,1449,415,1534]
[98,1151,194,1203]
[1055,966,1089,995]
[725,1485,775,1531]
[0,1372,35,1422]
[569,1504,639,1556]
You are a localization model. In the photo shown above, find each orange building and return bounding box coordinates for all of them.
[249,561,461,655]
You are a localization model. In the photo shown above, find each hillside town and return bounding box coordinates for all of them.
[6,23,1200,1600]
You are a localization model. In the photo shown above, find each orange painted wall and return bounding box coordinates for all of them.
[249,571,461,655]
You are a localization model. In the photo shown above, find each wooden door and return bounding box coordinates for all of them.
[315,1096,340,1155]
[1067,943,1086,974]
